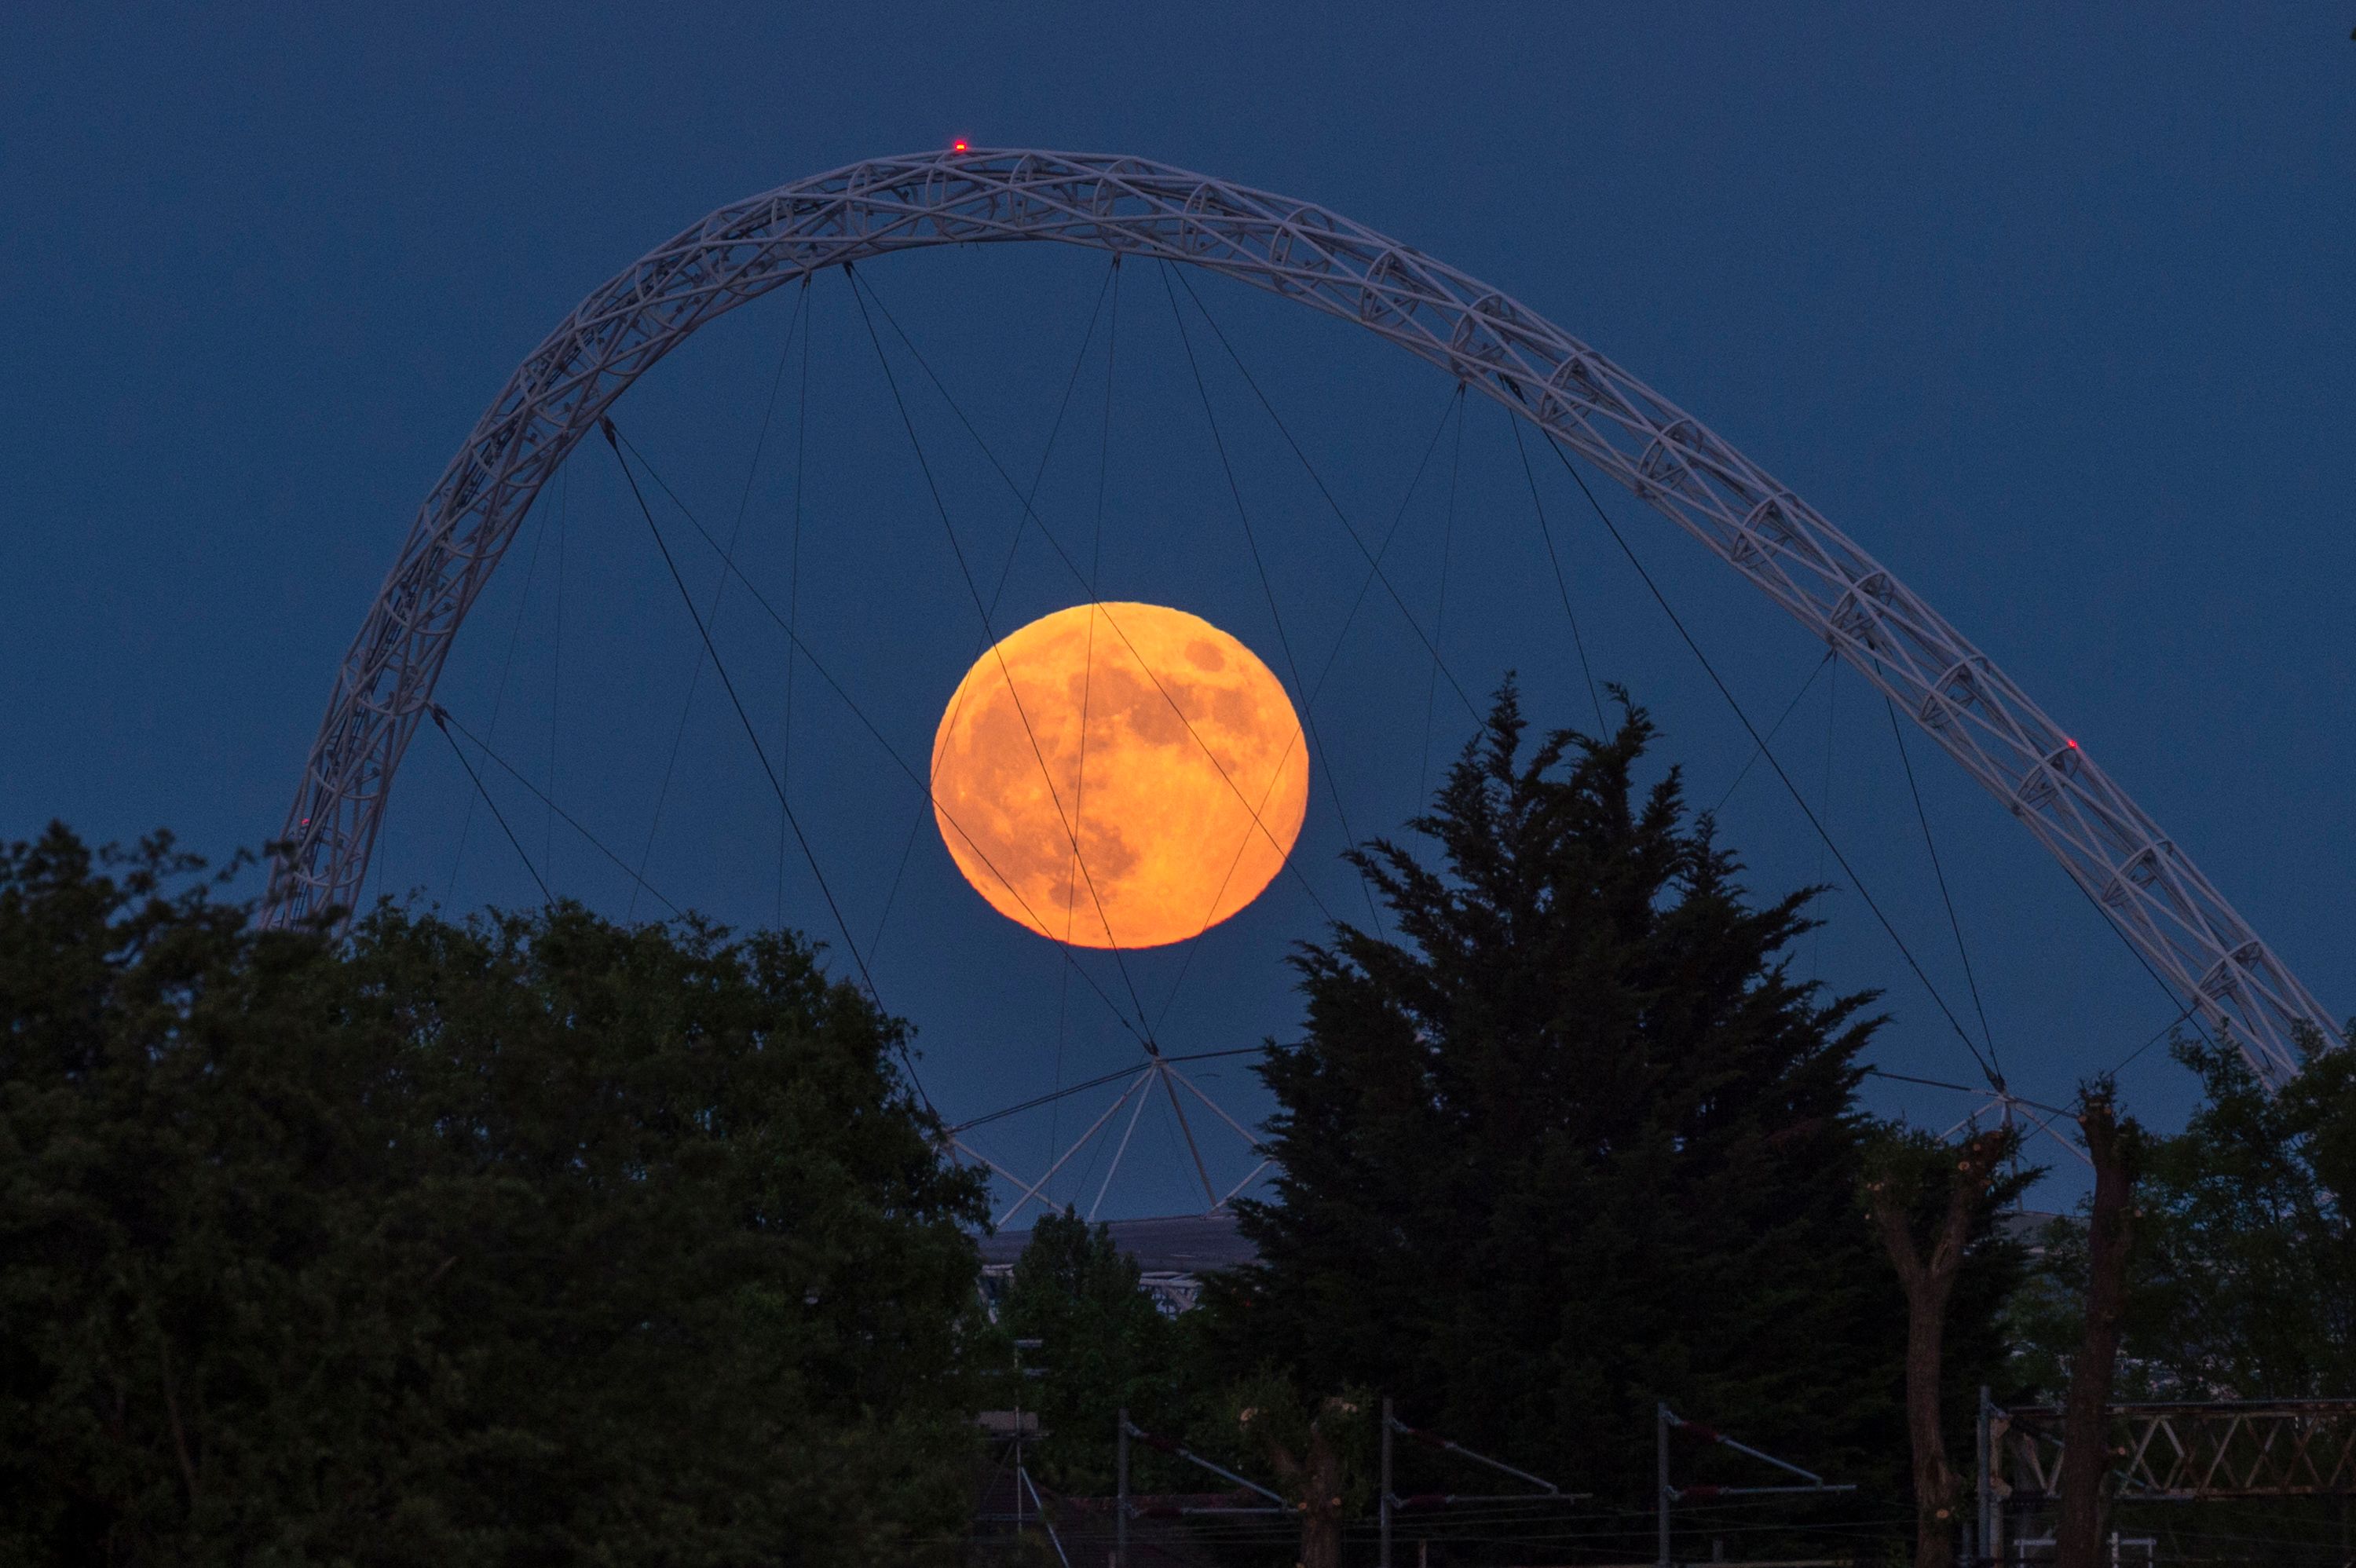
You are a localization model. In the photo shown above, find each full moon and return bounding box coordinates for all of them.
[930,602,1309,950]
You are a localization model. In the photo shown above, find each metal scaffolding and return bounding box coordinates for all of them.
[1980,1391,2356,1563]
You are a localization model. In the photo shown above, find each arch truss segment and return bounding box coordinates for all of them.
[268,148,2332,1089]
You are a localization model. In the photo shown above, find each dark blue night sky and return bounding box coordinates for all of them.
[5,5,2351,1216]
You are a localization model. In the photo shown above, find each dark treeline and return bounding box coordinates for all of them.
[6,687,2353,1565]
[996,689,2356,1566]
[0,828,984,1565]
[1004,689,2025,1566]
[1216,687,2004,1516]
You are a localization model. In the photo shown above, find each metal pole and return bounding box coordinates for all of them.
[1021,1466,1072,1568]
[1380,1396,1394,1568]
[1089,1070,1158,1220]
[1012,1336,1041,1534]
[1013,1345,1023,1531]
[1658,1402,1672,1568]
[1977,1386,1994,1568]
[1117,1407,1129,1568]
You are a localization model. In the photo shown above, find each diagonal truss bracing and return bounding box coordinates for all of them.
[1996,1399,2356,1501]
[265,148,2333,1089]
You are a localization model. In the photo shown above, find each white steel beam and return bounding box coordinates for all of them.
[265,148,2335,1089]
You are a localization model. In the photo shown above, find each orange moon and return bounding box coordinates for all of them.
[930,602,1309,949]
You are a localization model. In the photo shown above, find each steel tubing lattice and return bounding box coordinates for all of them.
[265,148,2334,1087]
[1998,1399,2356,1500]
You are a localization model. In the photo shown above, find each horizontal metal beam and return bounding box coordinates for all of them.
[1997,1400,2356,1500]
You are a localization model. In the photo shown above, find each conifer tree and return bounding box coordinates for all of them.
[1209,686,2010,1521]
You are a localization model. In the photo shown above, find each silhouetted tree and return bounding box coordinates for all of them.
[2055,1082,2142,1568]
[0,824,987,1566]
[1205,686,2020,1532]
[2017,1028,2356,1403]
[995,1210,1185,1494]
[1225,1372,1372,1568]
[2003,1037,2356,1563]
[1863,1124,2024,1568]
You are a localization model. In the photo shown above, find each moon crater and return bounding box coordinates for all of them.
[929,602,1309,949]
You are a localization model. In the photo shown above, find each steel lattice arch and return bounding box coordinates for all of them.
[265,147,2335,1088]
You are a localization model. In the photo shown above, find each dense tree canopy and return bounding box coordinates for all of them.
[2010,1029,2356,1402]
[1205,687,2022,1521]
[993,1210,1186,1495]
[0,824,988,1566]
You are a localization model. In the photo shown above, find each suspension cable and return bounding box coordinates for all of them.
[431,707,551,910]
[2073,867,2225,1062]
[1163,263,1482,722]
[548,466,565,883]
[1712,652,1835,815]
[1053,258,1122,1160]
[433,704,683,918]
[1417,388,1465,806]
[1090,261,1120,583]
[1535,428,2001,1090]
[1306,388,1465,715]
[851,268,1340,945]
[2107,997,2208,1078]
[1505,408,1608,734]
[1151,381,1463,982]
[1151,384,1465,1028]
[863,258,1120,974]
[446,498,552,904]
[1882,694,2003,1080]
[1145,388,1463,1034]
[781,268,814,925]
[1159,258,1376,927]
[1154,260,1355,932]
[631,279,810,920]
[603,422,894,1011]
[1864,1065,2076,1120]
[604,425,1154,1051]
[948,1047,1260,1135]
[844,265,1158,1041]
[853,266,1100,600]
[1150,730,1319,1039]
[1853,649,2221,1073]
[1813,659,1838,979]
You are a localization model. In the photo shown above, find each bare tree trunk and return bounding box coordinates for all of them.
[1867,1130,2009,1568]
[1253,1398,1349,1568]
[1298,1416,1344,1568]
[2055,1090,2137,1568]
